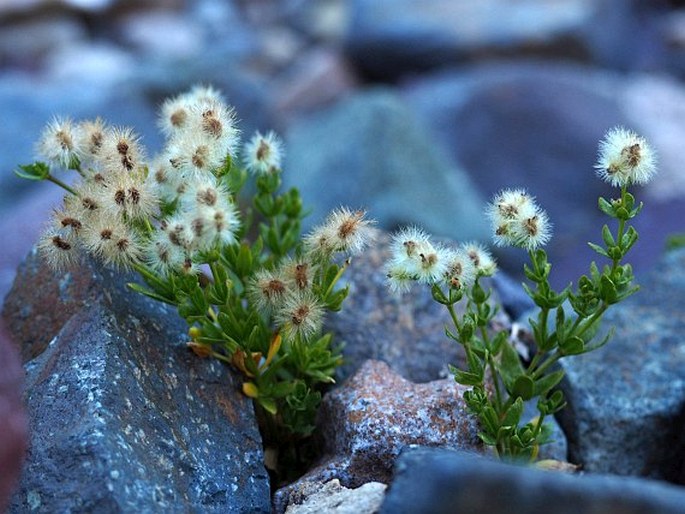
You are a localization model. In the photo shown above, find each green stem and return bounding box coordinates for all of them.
[531,351,562,380]
[47,174,77,196]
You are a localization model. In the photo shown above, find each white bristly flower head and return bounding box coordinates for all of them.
[305,208,376,257]
[276,291,324,342]
[248,269,289,316]
[388,226,448,285]
[442,248,477,290]
[38,226,80,270]
[36,117,79,168]
[595,127,657,187]
[486,189,552,250]
[243,131,283,175]
[460,242,497,277]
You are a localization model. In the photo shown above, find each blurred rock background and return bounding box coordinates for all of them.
[1,0,685,300]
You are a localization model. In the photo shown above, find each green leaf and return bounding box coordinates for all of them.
[599,275,619,304]
[598,196,615,217]
[588,242,609,258]
[512,375,535,400]
[533,369,565,396]
[478,432,498,446]
[258,396,278,415]
[601,225,615,247]
[559,336,584,356]
[502,397,524,428]
[499,340,525,394]
[15,162,50,181]
[453,370,483,386]
[127,282,176,305]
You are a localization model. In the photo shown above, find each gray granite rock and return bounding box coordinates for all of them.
[273,360,482,512]
[557,247,685,481]
[4,249,271,513]
[284,479,386,514]
[284,89,489,243]
[381,447,685,514]
[0,323,27,513]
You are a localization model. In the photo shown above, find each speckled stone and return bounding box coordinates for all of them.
[4,248,270,513]
[380,447,685,514]
[557,247,685,481]
[273,360,481,511]
[0,323,27,513]
[284,479,386,514]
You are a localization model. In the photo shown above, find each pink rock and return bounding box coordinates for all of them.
[0,322,28,512]
[274,359,481,512]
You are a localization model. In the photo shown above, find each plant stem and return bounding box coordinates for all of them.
[47,174,77,195]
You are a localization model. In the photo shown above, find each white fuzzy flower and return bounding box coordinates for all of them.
[36,117,78,168]
[595,127,657,187]
[243,131,284,175]
[486,189,552,250]
[460,242,497,277]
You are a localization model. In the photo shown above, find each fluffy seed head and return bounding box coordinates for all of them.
[248,269,289,315]
[38,227,80,270]
[276,291,324,342]
[442,248,477,290]
[595,127,657,187]
[460,242,497,277]
[36,117,78,168]
[305,208,376,257]
[243,131,283,175]
[487,189,552,250]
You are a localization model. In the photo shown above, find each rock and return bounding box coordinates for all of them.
[283,0,350,44]
[345,0,641,80]
[284,479,386,514]
[380,447,685,514]
[0,14,86,68]
[401,62,685,287]
[114,10,204,59]
[272,47,358,123]
[0,323,28,513]
[557,247,685,481]
[284,89,489,242]
[273,360,482,511]
[3,249,271,513]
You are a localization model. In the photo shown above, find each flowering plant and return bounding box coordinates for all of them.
[16,86,375,447]
[386,127,656,461]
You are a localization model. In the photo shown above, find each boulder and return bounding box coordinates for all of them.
[284,89,488,246]
[273,360,482,511]
[557,247,685,481]
[3,249,271,513]
[381,447,685,514]
[0,323,27,513]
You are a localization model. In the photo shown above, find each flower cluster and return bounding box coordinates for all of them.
[595,126,657,187]
[385,227,496,294]
[21,85,375,444]
[486,189,552,250]
[249,207,375,341]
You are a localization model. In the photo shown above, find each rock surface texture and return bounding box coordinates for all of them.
[3,249,271,513]
[273,360,482,512]
[284,479,386,514]
[558,247,685,482]
[381,447,685,514]
[0,324,27,513]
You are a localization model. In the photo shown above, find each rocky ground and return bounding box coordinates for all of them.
[2,0,685,512]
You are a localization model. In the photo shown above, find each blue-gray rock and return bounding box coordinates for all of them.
[284,89,488,242]
[381,447,685,514]
[557,247,685,481]
[3,249,271,513]
[345,0,643,80]
[400,62,685,288]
